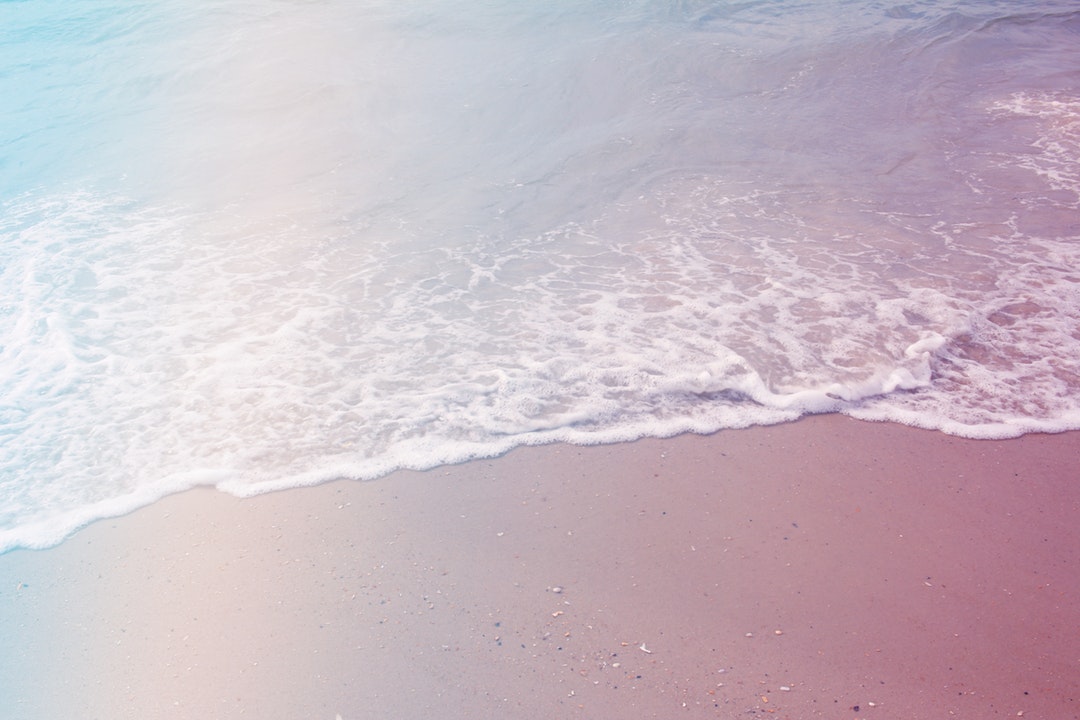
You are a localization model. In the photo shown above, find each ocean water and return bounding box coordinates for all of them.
[2,0,1079,551]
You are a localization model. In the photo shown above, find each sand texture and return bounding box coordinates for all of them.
[2,415,1078,719]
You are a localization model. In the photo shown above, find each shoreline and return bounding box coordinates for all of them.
[2,414,1078,718]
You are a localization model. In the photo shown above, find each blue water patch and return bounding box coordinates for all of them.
[0,2,185,196]
[2,0,1080,550]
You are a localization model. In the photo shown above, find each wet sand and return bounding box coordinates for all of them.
[2,414,1078,719]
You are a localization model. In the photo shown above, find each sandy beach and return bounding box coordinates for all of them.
[2,414,1077,719]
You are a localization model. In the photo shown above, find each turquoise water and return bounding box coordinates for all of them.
[2,0,1080,550]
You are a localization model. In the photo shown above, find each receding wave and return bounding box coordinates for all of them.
[2,0,1079,551]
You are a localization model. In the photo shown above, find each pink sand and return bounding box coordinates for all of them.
[2,414,1077,718]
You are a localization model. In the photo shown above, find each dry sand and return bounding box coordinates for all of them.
[1,414,1077,719]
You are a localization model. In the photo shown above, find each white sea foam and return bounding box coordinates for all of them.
[2,1,1080,551]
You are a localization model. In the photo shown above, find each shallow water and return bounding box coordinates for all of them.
[2,0,1079,549]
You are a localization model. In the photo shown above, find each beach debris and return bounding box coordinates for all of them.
[639,643,652,654]
[774,629,783,635]
[551,586,564,594]
[552,610,564,618]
